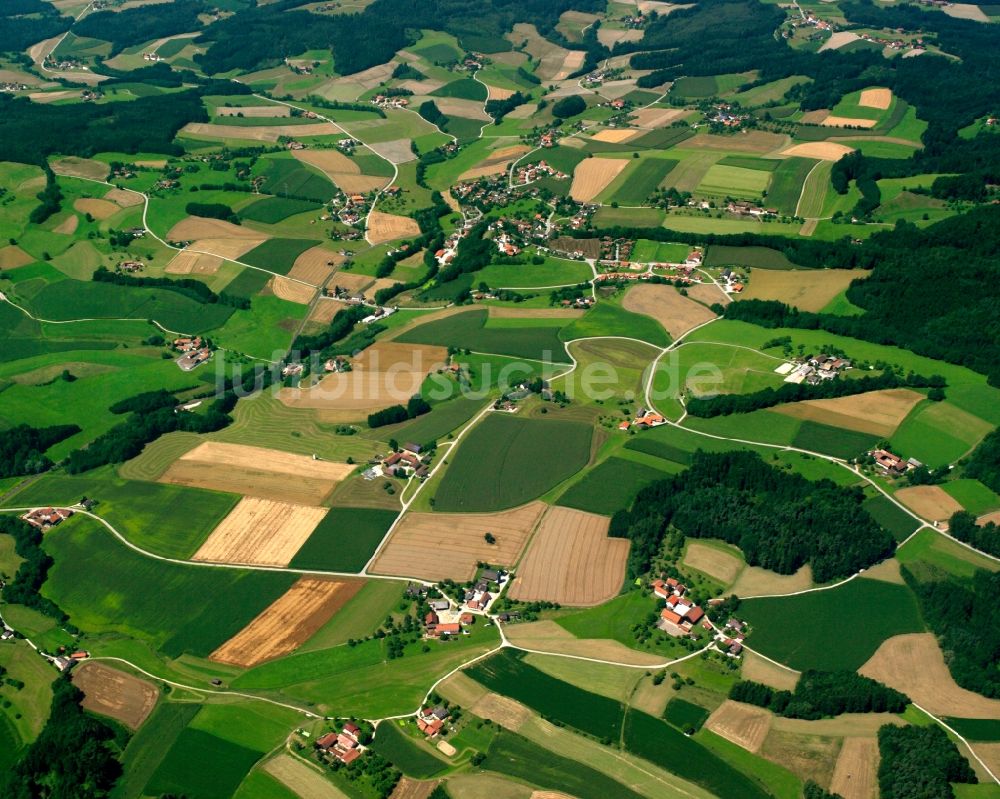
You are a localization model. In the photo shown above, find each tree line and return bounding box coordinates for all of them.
[367,396,431,429]
[0,515,65,622]
[93,267,250,310]
[964,429,1000,495]
[0,423,80,478]
[729,671,909,720]
[948,512,1000,560]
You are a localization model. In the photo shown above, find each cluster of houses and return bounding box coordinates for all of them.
[719,267,745,294]
[331,190,371,226]
[316,722,363,765]
[726,201,779,218]
[0,82,29,93]
[142,52,163,62]
[582,66,627,87]
[775,354,852,385]
[463,569,506,611]
[715,618,747,657]
[621,410,667,431]
[43,56,88,71]
[488,216,548,256]
[21,507,73,530]
[370,94,410,110]
[511,160,566,186]
[51,649,90,672]
[117,260,144,273]
[369,442,431,480]
[173,336,212,371]
[81,88,104,102]
[621,12,649,29]
[336,137,359,154]
[856,32,924,51]
[869,448,922,476]
[708,103,750,129]
[284,58,314,75]
[423,599,473,639]
[653,578,709,637]
[417,706,451,737]
[462,53,485,71]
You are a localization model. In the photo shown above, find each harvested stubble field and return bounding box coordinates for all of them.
[189,237,266,261]
[270,275,316,304]
[704,700,773,752]
[686,131,788,154]
[53,215,78,235]
[167,216,268,242]
[160,442,353,505]
[368,210,422,245]
[72,661,158,729]
[366,138,416,165]
[730,563,813,597]
[631,107,689,129]
[288,246,342,284]
[459,145,531,180]
[830,737,879,799]
[0,245,33,269]
[895,485,964,522]
[509,507,628,606]
[164,251,223,275]
[369,501,546,581]
[216,105,290,117]
[859,88,892,110]
[263,754,345,799]
[193,497,328,567]
[501,620,664,666]
[73,198,119,220]
[471,692,533,731]
[821,116,877,129]
[105,188,143,207]
[740,650,799,691]
[182,122,341,142]
[210,577,363,667]
[569,158,630,202]
[485,84,515,101]
[859,633,1000,717]
[682,541,743,585]
[772,388,924,438]
[622,283,715,338]
[740,268,860,313]
[49,156,108,181]
[487,306,583,319]
[780,142,855,161]
[292,148,388,194]
[279,342,448,414]
[391,777,442,799]
[590,128,642,144]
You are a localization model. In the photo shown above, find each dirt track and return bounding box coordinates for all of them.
[72,661,158,729]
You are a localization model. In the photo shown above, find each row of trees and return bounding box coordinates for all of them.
[948,512,1000,560]
[0,516,65,621]
[729,671,908,720]
[0,423,80,478]
[367,396,431,429]
[92,266,250,309]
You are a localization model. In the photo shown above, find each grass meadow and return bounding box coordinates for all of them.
[556,591,690,659]
[560,301,671,347]
[557,457,670,515]
[768,157,818,216]
[477,257,593,288]
[607,158,678,206]
[862,495,921,541]
[288,507,398,572]
[116,702,200,799]
[663,698,710,731]
[240,238,320,275]
[145,728,263,799]
[397,308,570,361]
[371,721,448,778]
[896,527,999,581]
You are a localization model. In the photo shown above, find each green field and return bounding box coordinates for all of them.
[560,301,670,347]
[896,527,999,581]
[671,76,719,98]
[288,507,397,572]
[555,591,689,658]
[299,579,406,652]
[890,400,992,468]
[433,414,591,512]
[942,718,1000,742]
[240,196,322,224]
[240,238,319,275]
[941,479,1000,516]
[371,721,448,777]
[397,309,570,362]
[631,240,690,263]
[212,294,307,359]
[116,701,200,799]
[792,420,877,460]
[768,157,817,216]
[608,158,678,206]
[741,577,925,671]
[477,257,593,288]
[145,727,264,799]
[431,77,487,101]
[705,245,801,270]
[663,698,711,732]
[257,155,336,203]
[862,494,920,541]
[557,457,671,515]
[219,267,271,299]
[697,164,770,200]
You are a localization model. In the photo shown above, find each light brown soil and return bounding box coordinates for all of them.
[781,142,855,161]
[363,277,400,300]
[50,156,109,181]
[772,714,904,737]
[434,97,490,121]
[502,620,665,666]
[509,507,628,606]
[72,662,158,729]
[622,282,716,338]
[391,777,442,799]
[279,342,448,413]
[740,268,861,313]
[437,672,489,707]
[293,147,387,193]
[761,729,841,788]
[216,105,291,117]
[979,510,1000,526]
[569,157,630,201]
[487,307,583,319]
[829,737,878,799]
[211,577,363,667]
[822,116,878,129]
[590,128,642,144]
[104,187,144,207]
[271,275,317,304]
[895,485,964,522]
[942,3,989,21]
[53,215,78,235]
[973,743,1000,781]
[730,563,813,597]
[631,107,689,129]
[705,700,773,752]
[773,388,924,438]
[486,85,516,100]
[0,245,33,269]
[366,139,416,166]
[193,497,329,567]
[181,122,341,142]
[368,211,422,245]
[73,198,119,220]
[459,145,531,180]
[860,558,905,584]
[308,299,347,325]
[168,216,267,241]
[370,501,546,581]
[191,238,267,261]
[819,31,861,51]
[327,271,376,296]
[686,281,728,306]
[683,541,743,584]
[471,693,533,731]
[859,88,892,110]
[741,650,799,691]
[264,754,348,799]
[289,246,344,284]
[800,110,830,125]
[686,131,788,153]
[597,27,644,46]
[861,634,1000,717]
[165,251,223,275]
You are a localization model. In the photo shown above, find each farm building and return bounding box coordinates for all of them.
[21,507,73,529]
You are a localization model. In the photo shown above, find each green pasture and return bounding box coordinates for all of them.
[116,701,200,799]
[371,721,448,778]
[555,337,658,407]
[240,196,322,224]
[696,730,801,799]
[941,479,1000,516]
[793,420,877,460]
[632,240,690,263]
[299,579,407,652]
[289,507,397,573]
[731,76,811,106]
[697,164,770,200]
[478,257,593,288]
[560,301,670,347]
[557,456,670,515]
[0,640,54,751]
[233,770,299,799]
[606,158,678,206]
[942,718,1000,742]
[145,728,263,799]
[896,527,999,581]
[862,494,921,541]
[381,396,487,447]
[662,214,802,237]
[890,400,993,468]
[256,154,336,203]
[664,698,711,732]
[670,342,785,398]
[240,238,319,275]
[212,295,308,359]
[768,157,818,216]
[594,205,665,227]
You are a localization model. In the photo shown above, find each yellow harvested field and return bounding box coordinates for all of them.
[165,251,223,275]
[773,388,924,438]
[488,307,583,319]
[328,271,376,295]
[280,342,448,413]
[819,31,861,51]
[194,497,328,567]
[942,2,990,20]
[860,558,904,584]
[73,198,119,220]
[800,110,830,125]
[590,128,642,144]
[212,578,362,667]
[438,673,489,707]
[271,275,317,304]
[471,693,533,731]
[830,738,879,799]
[731,564,813,597]
[740,268,860,312]
[161,441,353,505]
[216,105,290,117]
[53,215,78,235]
[631,107,689,129]
[370,502,547,581]
[0,245,33,269]
[434,97,490,121]
[192,238,267,260]
[50,156,108,181]
[72,662,158,730]
[895,485,963,523]
[168,216,268,241]
[104,187,143,207]
[502,620,665,666]
[686,281,728,306]
[363,277,400,300]
[597,27,644,46]
[859,633,1000,717]
[821,116,878,129]
[705,701,773,752]
[289,246,343,284]
[309,298,349,325]
[772,713,903,737]
[980,510,1000,526]
[781,142,855,161]
[622,282,716,338]
[135,159,167,169]
[741,650,799,691]
[459,145,531,180]
[264,755,349,799]
[760,729,841,788]
[292,147,388,192]
[368,211,422,245]
[570,157,630,201]
[974,744,1000,782]
[859,88,892,110]
[508,507,628,606]
[682,541,743,584]
[393,777,443,799]
[487,85,516,100]
[182,122,341,142]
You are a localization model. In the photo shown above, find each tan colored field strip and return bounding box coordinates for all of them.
[73,198,119,220]
[942,2,989,21]
[271,275,317,304]
[434,97,490,121]
[730,563,813,596]
[280,342,447,413]
[368,211,422,245]
[72,662,158,730]
[212,577,363,667]
[979,510,1000,526]
[590,128,642,144]
[182,122,341,142]
[328,271,376,296]
[859,633,1000,717]
[290,246,343,284]
[104,187,143,207]
[308,298,348,325]
[365,138,416,166]
[459,145,531,180]
[264,754,350,799]
[682,541,743,584]
[195,238,268,261]
[860,558,904,584]
[216,105,291,118]
[800,110,830,126]
[392,777,442,799]
[686,131,788,153]
[773,388,924,438]
[50,156,109,181]
[165,251,224,275]
[509,507,628,606]
[623,282,716,338]
[53,215,78,235]
[740,268,860,313]
[686,282,728,306]
[597,27,644,46]
[437,672,489,707]
[502,620,665,666]
[771,713,903,737]
[781,142,855,161]
[631,107,689,129]
[741,650,799,691]
[974,744,1000,781]
[570,158,630,202]
[0,245,33,269]
[819,31,861,51]
[859,88,892,110]
[486,85,515,100]
[168,216,268,241]
[194,498,328,567]
[895,485,963,523]
[830,737,878,799]
[370,501,547,581]
[821,116,878,129]
[471,693,533,731]
[705,700,773,752]
[448,775,531,799]
[292,146,359,175]
[488,307,583,319]
[760,729,840,788]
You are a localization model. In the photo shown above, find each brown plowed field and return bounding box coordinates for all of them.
[182,122,341,142]
[50,156,109,181]
[370,502,546,581]
[459,145,531,180]
[622,282,716,338]
[471,692,532,731]
[271,275,317,304]
[212,578,363,667]
[53,215,78,235]
[0,245,33,269]
[165,251,223,275]
[216,105,291,117]
[193,498,328,567]
[74,198,119,219]
[279,342,448,413]
[160,441,353,504]
[486,85,515,100]
[773,388,924,438]
[508,507,628,606]
[569,157,630,202]
[632,107,689,129]
[781,142,855,161]
[705,700,773,752]
[830,737,879,799]
[859,88,892,109]
[168,216,268,241]
[368,211,422,245]
[72,662,158,729]
[895,485,963,522]
[740,268,861,313]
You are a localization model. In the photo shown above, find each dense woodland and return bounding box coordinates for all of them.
[0,0,70,52]
[0,515,65,621]
[948,512,1000,560]
[0,423,80,478]
[609,451,895,581]
[964,430,1000,494]
[72,0,207,56]
[877,724,976,799]
[729,671,909,720]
